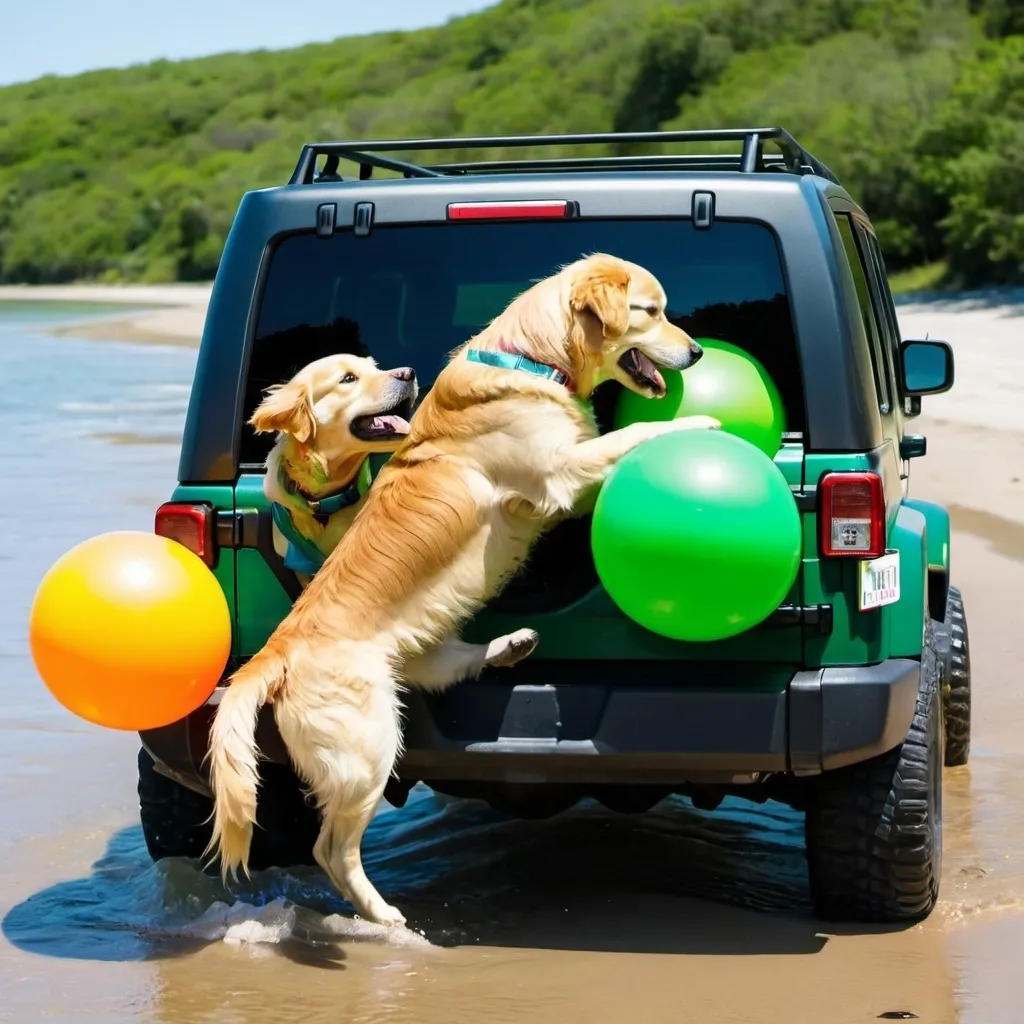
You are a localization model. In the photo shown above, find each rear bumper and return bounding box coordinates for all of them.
[141,659,920,798]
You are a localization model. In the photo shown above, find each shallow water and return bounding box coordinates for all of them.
[2,302,1023,1023]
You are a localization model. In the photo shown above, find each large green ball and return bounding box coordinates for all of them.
[615,338,786,457]
[592,430,801,642]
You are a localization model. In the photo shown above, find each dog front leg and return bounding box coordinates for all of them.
[564,416,720,494]
[402,630,539,692]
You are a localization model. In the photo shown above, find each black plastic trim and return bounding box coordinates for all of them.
[143,659,920,791]
[353,201,374,237]
[691,191,715,229]
[315,203,336,238]
[900,434,927,459]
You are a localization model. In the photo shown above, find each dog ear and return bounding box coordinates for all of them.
[249,380,317,443]
[569,256,631,348]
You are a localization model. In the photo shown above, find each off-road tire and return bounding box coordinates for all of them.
[137,748,319,869]
[804,626,944,923]
[941,586,971,767]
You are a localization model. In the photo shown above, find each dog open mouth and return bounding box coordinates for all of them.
[350,395,415,441]
[618,348,667,397]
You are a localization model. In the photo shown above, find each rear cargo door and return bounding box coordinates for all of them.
[233,216,808,664]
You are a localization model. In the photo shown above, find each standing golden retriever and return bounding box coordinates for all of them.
[208,254,717,926]
[253,352,541,676]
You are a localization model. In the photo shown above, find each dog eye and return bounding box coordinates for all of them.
[340,373,358,384]
[630,304,660,318]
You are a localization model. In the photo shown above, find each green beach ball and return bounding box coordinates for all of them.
[591,429,801,642]
[615,338,786,457]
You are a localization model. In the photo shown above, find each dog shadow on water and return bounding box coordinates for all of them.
[2,786,910,967]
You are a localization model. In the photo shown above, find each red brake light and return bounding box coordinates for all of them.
[155,503,215,567]
[819,472,885,559]
[447,200,574,221]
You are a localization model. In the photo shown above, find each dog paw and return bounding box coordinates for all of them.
[485,628,539,669]
[675,415,721,431]
[369,903,407,928]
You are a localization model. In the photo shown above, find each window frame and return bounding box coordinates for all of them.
[858,224,906,409]
[834,212,892,415]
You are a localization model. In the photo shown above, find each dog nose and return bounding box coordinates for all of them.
[391,366,415,382]
[689,342,703,363]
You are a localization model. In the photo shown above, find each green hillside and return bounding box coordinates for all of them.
[0,0,1021,286]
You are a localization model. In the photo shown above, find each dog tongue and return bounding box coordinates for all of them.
[369,414,410,435]
[628,349,665,392]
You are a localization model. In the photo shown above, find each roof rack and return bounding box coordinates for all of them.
[288,128,840,187]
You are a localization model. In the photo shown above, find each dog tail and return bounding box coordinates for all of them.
[206,648,286,881]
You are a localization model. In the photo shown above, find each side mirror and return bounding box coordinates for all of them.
[900,339,954,396]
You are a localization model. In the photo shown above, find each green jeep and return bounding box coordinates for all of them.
[140,128,969,924]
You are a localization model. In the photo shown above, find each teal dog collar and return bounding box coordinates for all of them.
[466,348,573,391]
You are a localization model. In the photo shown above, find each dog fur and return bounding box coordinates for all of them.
[208,254,718,926]
[254,353,538,685]
[254,354,418,580]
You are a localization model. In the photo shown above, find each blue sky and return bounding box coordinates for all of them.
[0,0,496,86]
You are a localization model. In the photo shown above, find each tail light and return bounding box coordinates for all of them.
[819,472,885,559]
[155,503,215,567]
[447,200,575,220]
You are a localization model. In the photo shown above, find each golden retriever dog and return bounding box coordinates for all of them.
[254,353,539,677]
[254,354,418,586]
[208,254,717,926]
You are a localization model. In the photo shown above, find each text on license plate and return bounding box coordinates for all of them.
[859,549,900,611]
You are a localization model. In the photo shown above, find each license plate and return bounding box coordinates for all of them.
[859,549,900,611]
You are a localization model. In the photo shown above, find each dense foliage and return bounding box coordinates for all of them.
[0,0,1021,286]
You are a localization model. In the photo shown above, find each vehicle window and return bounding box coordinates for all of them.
[835,213,891,414]
[242,219,803,466]
[860,229,904,399]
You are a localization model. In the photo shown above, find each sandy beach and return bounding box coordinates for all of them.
[0,283,211,347]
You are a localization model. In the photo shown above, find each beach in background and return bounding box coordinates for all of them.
[0,289,1022,1023]
[0,284,211,347]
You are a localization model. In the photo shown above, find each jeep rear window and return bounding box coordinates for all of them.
[242,219,802,467]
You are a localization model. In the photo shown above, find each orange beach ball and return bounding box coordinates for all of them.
[28,531,230,731]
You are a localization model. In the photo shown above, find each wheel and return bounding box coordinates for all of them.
[138,748,320,869]
[941,586,971,767]
[803,625,944,923]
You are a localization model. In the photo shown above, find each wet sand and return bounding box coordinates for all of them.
[1,293,1023,1022]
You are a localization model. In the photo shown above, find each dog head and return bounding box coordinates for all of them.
[563,254,703,399]
[250,354,418,456]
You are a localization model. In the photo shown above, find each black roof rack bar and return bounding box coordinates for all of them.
[313,149,444,182]
[289,127,839,186]
[428,153,796,175]
[740,132,761,174]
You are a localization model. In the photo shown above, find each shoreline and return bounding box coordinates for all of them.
[3,281,1022,358]
[0,282,212,348]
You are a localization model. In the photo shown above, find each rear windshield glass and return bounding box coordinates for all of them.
[242,219,801,467]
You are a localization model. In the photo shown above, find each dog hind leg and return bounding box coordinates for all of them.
[275,655,406,926]
[313,791,406,927]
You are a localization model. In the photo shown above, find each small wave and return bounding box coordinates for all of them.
[1,827,433,963]
[133,383,191,395]
[147,897,431,950]
[58,400,188,415]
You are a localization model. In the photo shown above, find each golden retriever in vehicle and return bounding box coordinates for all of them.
[208,254,717,926]
[255,354,418,584]
[255,352,539,669]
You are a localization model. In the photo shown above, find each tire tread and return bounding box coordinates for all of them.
[804,625,943,922]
